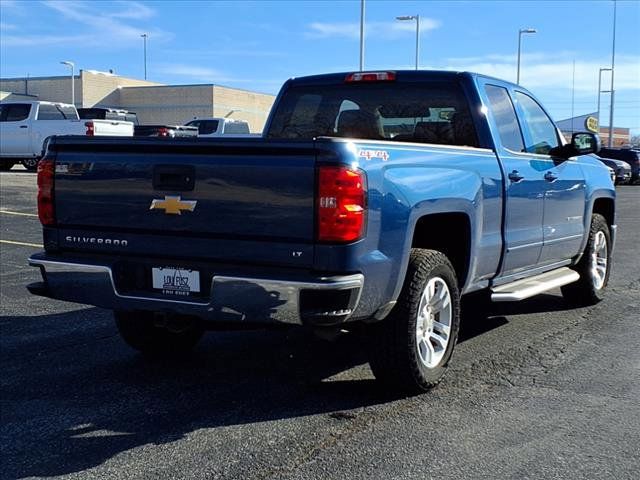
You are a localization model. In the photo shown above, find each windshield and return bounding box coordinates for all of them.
[267,82,478,147]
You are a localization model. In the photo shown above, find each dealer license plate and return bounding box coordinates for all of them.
[152,267,200,296]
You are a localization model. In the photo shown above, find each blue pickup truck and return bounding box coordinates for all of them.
[28,70,615,393]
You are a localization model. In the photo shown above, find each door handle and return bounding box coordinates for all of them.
[19,125,28,129]
[544,171,558,182]
[508,170,524,183]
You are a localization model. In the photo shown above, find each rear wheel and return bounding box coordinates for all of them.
[21,158,39,171]
[561,213,611,305]
[367,249,461,394]
[115,310,204,356]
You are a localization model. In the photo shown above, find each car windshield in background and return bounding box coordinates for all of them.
[267,82,478,147]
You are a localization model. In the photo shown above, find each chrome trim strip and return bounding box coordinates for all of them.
[542,234,583,246]
[507,240,544,252]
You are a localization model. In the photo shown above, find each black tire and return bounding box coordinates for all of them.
[21,158,39,171]
[115,310,204,356]
[366,249,461,394]
[561,213,611,305]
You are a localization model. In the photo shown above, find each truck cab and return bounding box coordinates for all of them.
[184,117,252,137]
[0,101,134,170]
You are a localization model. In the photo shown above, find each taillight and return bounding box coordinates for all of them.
[37,159,55,226]
[85,121,94,136]
[317,166,367,243]
[345,71,396,82]
[157,127,171,137]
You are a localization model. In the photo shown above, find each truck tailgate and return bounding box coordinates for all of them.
[50,137,317,267]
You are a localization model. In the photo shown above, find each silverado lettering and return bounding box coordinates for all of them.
[65,236,128,246]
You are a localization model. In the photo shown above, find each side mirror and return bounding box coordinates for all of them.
[571,132,601,155]
[550,132,601,159]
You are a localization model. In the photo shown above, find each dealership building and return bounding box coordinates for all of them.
[556,112,631,147]
[0,70,276,133]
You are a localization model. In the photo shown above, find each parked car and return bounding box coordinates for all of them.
[27,70,615,394]
[592,154,632,185]
[78,107,139,125]
[0,101,133,171]
[78,107,198,139]
[604,164,616,184]
[134,124,198,138]
[597,147,640,184]
[184,117,253,137]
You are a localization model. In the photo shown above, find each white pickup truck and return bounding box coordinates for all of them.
[183,117,256,137]
[0,101,134,171]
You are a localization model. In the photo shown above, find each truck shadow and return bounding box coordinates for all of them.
[1,308,382,479]
[458,293,574,342]
[2,292,574,478]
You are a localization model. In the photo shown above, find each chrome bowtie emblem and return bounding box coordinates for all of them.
[149,195,197,215]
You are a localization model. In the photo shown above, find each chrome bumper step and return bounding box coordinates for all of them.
[491,267,580,302]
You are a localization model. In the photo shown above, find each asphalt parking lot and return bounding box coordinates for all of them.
[1,169,639,480]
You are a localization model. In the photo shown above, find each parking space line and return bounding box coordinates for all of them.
[0,239,43,248]
[0,210,38,217]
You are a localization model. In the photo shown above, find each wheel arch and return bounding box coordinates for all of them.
[575,190,616,262]
[410,211,472,289]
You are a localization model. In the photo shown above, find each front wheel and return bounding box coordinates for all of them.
[561,213,611,305]
[115,310,204,356]
[367,249,461,394]
[21,158,39,171]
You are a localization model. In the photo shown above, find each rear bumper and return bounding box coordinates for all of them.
[28,254,364,326]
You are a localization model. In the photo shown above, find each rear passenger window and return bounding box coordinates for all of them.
[514,92,559,155]
[0,104,31,122]
[37,104,65,120]
[484,85,524,152]
[199,120,219,135]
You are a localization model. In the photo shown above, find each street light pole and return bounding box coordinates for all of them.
[516,28,537,85]
[608,0,617,147]
[359,0,365,71]
[597,67,612,130]
[396,15,420,70]
[60,61,75,106]
[141,33,148,80]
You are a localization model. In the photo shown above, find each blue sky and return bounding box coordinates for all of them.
[1,0,639,132]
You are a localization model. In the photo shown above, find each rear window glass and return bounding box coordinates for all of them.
[0,103,31,122]
[267,82,478,147]
[224,122,250,134]
[37,104,77,120]
[188,120,219,135]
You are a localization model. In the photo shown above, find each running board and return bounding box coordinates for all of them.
[491,267,580,302]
